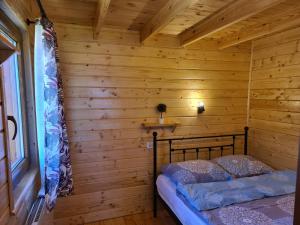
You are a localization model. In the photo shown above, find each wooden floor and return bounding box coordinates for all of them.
[85,210,178,225]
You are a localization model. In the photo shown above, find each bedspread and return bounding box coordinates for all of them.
[201,194,294,225]
[177,170,296,211]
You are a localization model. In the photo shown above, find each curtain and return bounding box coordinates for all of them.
[34,17,73,210]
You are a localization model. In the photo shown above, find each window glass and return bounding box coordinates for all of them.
[1,31,25,170]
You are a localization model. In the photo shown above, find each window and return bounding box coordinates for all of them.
[0,12,30,186]
[2,38,25,169]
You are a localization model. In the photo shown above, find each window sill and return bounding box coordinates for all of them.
[12,168,39,215]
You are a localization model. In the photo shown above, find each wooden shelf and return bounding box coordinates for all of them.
[141,122,180,133]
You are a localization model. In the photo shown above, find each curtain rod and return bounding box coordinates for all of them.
[36,0,48,19]
[26,0,48,25]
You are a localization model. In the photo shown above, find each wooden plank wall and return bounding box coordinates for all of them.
[53,23,251,224]
[249,27,300,169]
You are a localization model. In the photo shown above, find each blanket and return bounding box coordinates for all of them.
[177,170,296,211]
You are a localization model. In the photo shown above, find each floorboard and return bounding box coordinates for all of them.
[85,210,178,225]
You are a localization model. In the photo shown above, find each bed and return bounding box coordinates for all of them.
[152,127,296,225]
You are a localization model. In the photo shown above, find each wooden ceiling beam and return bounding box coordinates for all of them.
[179,0,286,47]
[140,0,198,43]
[219,14,300,49]
[94,0,111,39]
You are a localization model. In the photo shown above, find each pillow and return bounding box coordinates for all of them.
[161,159,231,185]
[213,155,274,178]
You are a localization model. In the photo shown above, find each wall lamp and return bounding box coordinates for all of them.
[197,102,205,114]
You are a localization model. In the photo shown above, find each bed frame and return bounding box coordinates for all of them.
[152,126,249,222]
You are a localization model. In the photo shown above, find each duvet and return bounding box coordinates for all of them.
[202,193,294,225]
[177,170,296,211]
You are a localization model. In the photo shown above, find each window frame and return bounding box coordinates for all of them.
[0,8,38,189]
[0,12,31,186]
[0,1,39,216]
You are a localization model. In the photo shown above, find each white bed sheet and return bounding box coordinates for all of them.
[157,175,209,225]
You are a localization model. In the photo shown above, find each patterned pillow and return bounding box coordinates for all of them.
[161,160,231,185]
[213,155,274,178]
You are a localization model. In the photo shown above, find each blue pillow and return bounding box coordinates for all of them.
[162,159,231,185]
[213,155,274,178]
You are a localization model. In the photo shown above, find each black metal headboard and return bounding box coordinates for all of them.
[152,126,249,217]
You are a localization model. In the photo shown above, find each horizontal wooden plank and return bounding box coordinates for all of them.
[250,99,300,112]
[251,64,300,80]
[62,76,249,89]
[65,97,247,110]
[250,140,297,169]
[71,151,151,169]
[253,52,300,71]
[60,52,177,69]
[60,52,250,71]
[69,134,245,150]
[60,64,249,80]
[54,198,151,225]
[62,76,249,90]
[249,118,300,136]
[55,194,152,220]
[250,109,300,125]
[252,40,300,60]
[68,132,246,151]
[177,59,249,71]
[70,132,245,154]
[65,106,247,121]
[59,41,250,62]
[64,87,248,99]
[67,116,246,131]
[55,184,151,209]
[71,139,243,166]
[74,176,150,196]
[249,128,299,155]
[251,77,300,89]
[68,124,245,142]
[251,89,300,101]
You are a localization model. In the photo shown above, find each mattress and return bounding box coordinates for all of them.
[156,174,209,225]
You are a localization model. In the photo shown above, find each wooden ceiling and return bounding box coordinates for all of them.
[44,0,300,48]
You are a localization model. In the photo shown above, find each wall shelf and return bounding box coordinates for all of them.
[141,122,180,133]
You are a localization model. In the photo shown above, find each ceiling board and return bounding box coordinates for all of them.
[43,0,300,46]
[160,0,232,35]
[44,0,97,26]
[104,0,170,31]
[210,0,300,40]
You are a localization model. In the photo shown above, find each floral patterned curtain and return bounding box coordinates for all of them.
[34,17,73,210]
